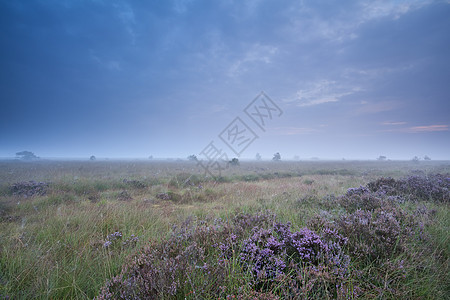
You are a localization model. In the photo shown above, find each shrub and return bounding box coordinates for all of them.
[116,190,132,201]
[155,191,182,202]
[97,211,352,299]
[97,216,235,299]
[367,174,450,203]
[10,181,49,197]
[338,186,386,212]
[336,207,413,263]
[123,179,148,189]
[236,223,350,293]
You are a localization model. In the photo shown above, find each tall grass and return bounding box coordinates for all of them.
[0,160,449,299]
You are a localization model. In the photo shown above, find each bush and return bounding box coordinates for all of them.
[235,223,350,295]
[367,174,449,203]
[97,212,353,299]
[97,216,235,299]
[10,181,49,197]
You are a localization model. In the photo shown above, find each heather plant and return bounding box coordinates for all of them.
[97,216,239,299]
[97,210,354,299]
[336,206,415,263]
[235,222,351,297]
[116,190,133,201]
[338,185,386,212]
[10,181,49,197]
[122,179,148,189]
[102,231,139,251]
[367,174,450,203]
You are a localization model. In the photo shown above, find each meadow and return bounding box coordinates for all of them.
[0,159,449,299]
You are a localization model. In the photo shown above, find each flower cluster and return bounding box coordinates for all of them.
[103,231,138,250]
[338,185,386,213]
[103,231,122,248]
[239,227,287,284]
[367,174,449,203]
[97,217,232,299]
[236,221,349,291]
[337,208,406,261]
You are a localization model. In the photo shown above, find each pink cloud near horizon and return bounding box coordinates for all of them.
[381,124,449,133]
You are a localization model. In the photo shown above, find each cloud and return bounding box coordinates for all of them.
[268,126,319,135]
[228,43,278,77]
[173,0,194,14]
[360,0,433,21]
[407,124,449,133]
[113,2,137,44]
[288,80,362,107]
[343,64,415,80]
[285,0,435,44]
[381,124,449,133]
[381,121,407,126]
[355,101,400,114]
[89,50,122,71]
[106,61,121,71]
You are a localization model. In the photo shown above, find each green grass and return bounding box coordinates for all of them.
[0,160,449,299]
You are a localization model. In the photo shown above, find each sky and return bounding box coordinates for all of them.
[1,0,449,160]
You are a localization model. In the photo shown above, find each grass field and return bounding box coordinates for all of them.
[0,160,449,299]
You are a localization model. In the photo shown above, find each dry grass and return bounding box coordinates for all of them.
[0,160,449,299]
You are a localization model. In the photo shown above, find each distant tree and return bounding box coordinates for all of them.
[272,152,281,161]
[412,156,420,163]
[16,151,38,160]
[377,155,387,161]
[423,155,431,161]
[187,154,198,162]
[255,153,262,161]
[90,155,96,161]
[148,155,153,160]
[229,158,240,166]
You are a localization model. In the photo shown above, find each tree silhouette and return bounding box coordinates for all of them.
[229,158,240,166]
[16,151,38,160]
[187,155,198,162]
[272,152,281,161]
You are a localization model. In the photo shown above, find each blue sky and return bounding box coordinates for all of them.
[1,0,449,160]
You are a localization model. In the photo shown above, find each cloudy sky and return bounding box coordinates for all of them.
[1,0,449,160]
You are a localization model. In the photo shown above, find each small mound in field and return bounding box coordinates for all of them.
[10,181,49,197]
[123,179,148,189]
[117,190,133,201]
[156,191,181,201]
